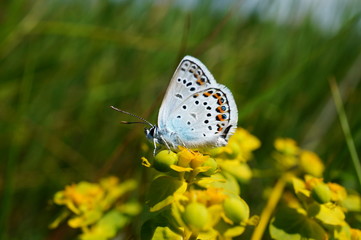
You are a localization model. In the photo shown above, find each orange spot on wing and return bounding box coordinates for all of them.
[203,92,212,97]
[216,114,227,122]
[216,106,225,113]
[212,93,222,99]
[197,79,205,85]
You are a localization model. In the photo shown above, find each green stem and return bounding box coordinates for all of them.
[251,173,290,240]
[189,233,199,240]
[329,78,361,190]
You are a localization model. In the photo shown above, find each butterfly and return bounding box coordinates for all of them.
[111,56,238,153]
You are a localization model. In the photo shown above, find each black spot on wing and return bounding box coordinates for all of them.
[221,125,233,139]
[175,94,183,99]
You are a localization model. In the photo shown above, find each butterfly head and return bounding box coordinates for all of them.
[145,126,159,143]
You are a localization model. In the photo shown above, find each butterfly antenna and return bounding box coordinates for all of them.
[110,106,154,127]
[120,121,149,125]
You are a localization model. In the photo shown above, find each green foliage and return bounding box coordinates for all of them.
[270,207,327,240]
[147,176,187,212]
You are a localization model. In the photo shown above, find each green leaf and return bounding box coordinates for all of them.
[97,210,129,229]
[49,210,71,229]
[117,201,142,216]
[141,217,182,240]
[270,207,327,240]
[307,203,345,226]
[341,193,361,212]
[219,161,253,183]
[214,218,246,238]
[147,176,187,212]
[80,210,128,240]
[198,172,240,196]
[152,226,183,240]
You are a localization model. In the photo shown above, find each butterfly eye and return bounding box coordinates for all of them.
[147,127,156,136]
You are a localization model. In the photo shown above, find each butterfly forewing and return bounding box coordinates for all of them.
[157,56,238,148]
[158,56,217,127]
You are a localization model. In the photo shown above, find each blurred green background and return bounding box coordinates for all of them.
[1,0,361,239]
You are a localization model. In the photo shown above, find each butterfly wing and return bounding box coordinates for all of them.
[158,56,238,148]
[158,56,217,127]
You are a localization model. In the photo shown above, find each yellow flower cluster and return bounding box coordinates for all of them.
[176,188,252,239]
[288,175,361,239]
[210,128,261,162]
[51,177,140,240]
[209,128,260,183]
[273,138,324,177]
[143,128,260,239]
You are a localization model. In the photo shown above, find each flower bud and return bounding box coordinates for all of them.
[226,141,241,159]
[154,150,178,172]
[223,197,249,224]
[177,149,194,167]
[182,202,209,232]
[201,157,218,176]
[311,183,331,204]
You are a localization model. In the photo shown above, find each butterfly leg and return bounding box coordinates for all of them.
[177,136,188,149]
[152,138,158,156]
[158,135,173,153]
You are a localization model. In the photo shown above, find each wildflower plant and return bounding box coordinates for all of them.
[50,131,361,240]
[266,138,361,240]
[50,177,141,240]
[141,128,260,240]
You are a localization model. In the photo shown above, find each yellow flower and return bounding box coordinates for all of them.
[175,147,210,173]
[54,182,104,214]
[177,146,198,167]
[100,176,119,189]
[299,151,324,177]
[52,177,139,230]
[328,182,347,202]
[183,188,227,207]
[304,175,324,190]
[351,228,361,240]
[274,138,299,156]
[210,128,260,162]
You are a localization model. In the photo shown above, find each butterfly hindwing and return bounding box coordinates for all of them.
[166,86,238,147]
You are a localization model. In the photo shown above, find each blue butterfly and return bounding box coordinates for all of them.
[112,56,238,153]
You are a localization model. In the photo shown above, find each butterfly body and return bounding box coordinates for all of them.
[145,56,238,150]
